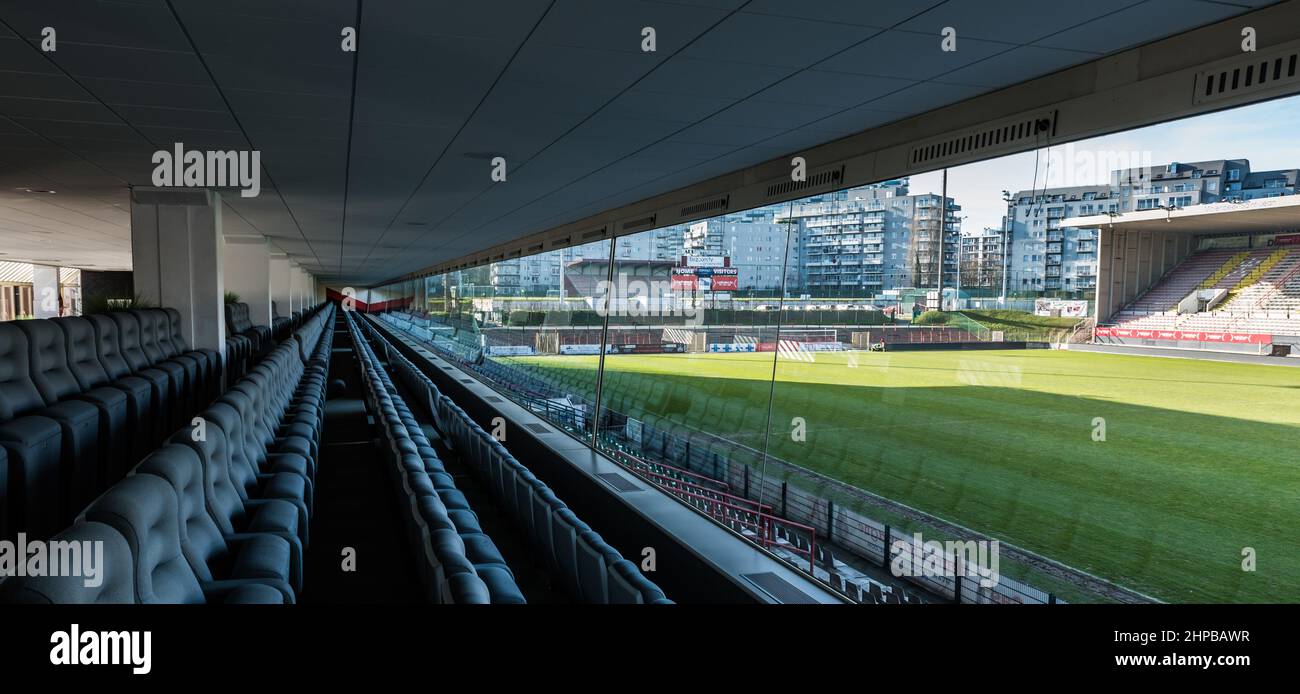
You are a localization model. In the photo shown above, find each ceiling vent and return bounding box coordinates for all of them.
[679,194,729,219]
[906,111,1056,170]
[1194,46,1300,106]
[580,226,608,242]
[621,213,658,233]
[764,165,843,201]
[548,235,571,248]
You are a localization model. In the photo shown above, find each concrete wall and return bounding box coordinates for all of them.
[1095,228,1194,321]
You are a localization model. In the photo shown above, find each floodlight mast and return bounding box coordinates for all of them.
[1001,190,1013,304]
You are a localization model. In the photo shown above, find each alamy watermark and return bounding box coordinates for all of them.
[151,143,261,197]
[0,533,104,588]
[1042,142,1154,189]
[595,272,703,325]
[890,532,1001,589]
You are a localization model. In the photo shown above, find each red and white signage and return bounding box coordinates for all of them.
[1095,326,1272,344]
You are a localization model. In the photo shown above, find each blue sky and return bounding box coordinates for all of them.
[908,93,1300,234]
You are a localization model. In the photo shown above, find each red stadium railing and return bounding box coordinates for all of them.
[606,449,815,572]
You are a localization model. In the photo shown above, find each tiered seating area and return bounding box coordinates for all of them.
[351,312,671,604]
[0,309,221,539]
[1114,248,1239,317]
[225,302,273,381]
[1101,247,1300,340]
[0,304,333,604]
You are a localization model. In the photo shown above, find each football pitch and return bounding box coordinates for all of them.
[500,348,1300,603]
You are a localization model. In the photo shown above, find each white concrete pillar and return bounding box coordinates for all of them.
[287,263,300,313]
[270,253,290,321]
[131,188,225,354]
[295,267,310,310]
[222,235,271,327]
[31,265,61,318]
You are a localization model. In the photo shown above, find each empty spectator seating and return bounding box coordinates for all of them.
[81,474,292,603]
[353,312,671,604]
[224,302,270,387]
[346,311,522,604]
[271,301,293,342]
[0,302,333,604]
[0,322,103,537]
[1112,248,1238,318]
[1104,247,1300,338]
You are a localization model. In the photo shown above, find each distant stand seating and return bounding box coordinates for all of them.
[1103,247,1300,338]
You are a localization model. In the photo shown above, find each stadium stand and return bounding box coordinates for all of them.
[1101,247,1300,339]
[349,312,671,604]
[0,303,333,604]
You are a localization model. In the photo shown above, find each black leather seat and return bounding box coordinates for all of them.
[135,444,296,602]
[55,316,157,473]
[162,308,221,398]
[87,314,170,448]
[110,312,187,434]
[80,473,287,604]
[0,323,99,533]
[143,309,211,405]
[0,521,135,603]
[20,320,130,496]
[131,309,200,418]
[170,422,306,575]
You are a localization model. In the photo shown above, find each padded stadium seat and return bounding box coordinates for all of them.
[0,521,135,603]
[81,474,288,604]
[528,483,562,572]
[111,312,187,433]
[223,384,317,484]
[441,572,492,604]
[55,316,156,472]
[204,400,313,503]
[549,507,589,599]
[575,530,622,604]
[163,308,222,400]
[134,445,296,602]
[607,559,671,604]
[147,309,213,404]
[86,315,169,447]
[0,323,99,530]
[131,310,201,416]
[171,423,308,553]
[0,418,62,539]
[19,320,130,496]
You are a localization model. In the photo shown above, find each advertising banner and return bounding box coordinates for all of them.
[558,344,609,355]
[672,265,738,291]
[486,345,535,356]
[707,343,757,353]
[1034,298,1089,317]
[1095,327,1272,343]
[685,255,727,268]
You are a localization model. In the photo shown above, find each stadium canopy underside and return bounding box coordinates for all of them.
[1063,197,1300,321]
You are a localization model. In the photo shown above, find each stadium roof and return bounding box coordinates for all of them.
[1061,196,1300,235]
[0,1,1281,283]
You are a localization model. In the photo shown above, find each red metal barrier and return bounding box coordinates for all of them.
[609,449,816,572]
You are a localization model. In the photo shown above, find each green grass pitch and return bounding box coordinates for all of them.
[500,349,1300,603]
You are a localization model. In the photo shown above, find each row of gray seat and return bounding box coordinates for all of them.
[346,311,526,604]
[0,304,335,604]
[360,313,671,604]
[0,309,221,540]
